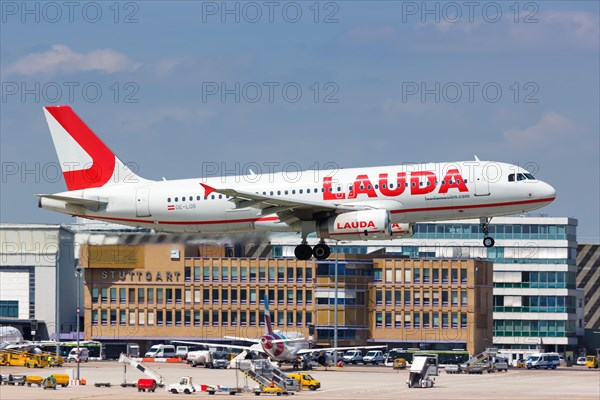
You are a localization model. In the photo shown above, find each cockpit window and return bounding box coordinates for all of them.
[509,173,536,182]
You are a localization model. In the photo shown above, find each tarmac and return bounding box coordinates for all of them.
[1,362,599,400]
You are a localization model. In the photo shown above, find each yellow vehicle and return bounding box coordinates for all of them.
[25,353,50,368]
[287,373,320,391]
[585,356,598,369]
[47,354,64,367]
[254,386,289,396]
[516,359,526,368]
[0,350,27,366]
[26,376,44,387]
[50,373,70,387]
[393,358,407,369]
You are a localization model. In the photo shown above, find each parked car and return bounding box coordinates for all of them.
[363,350,384,365]
[576,357,587,366]
[66,348,89,363]
[144,344,176,358]
[342,350,363,365]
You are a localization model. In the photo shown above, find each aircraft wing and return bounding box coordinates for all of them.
[200,183,372,225]
[295,345,386,356]
[223,335,260,344]
[172,340,265,353]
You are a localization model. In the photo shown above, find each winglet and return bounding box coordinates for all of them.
[474,155,480,162]
[200,183,216,197]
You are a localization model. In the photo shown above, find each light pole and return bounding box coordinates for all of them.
[333,241,339,366]
[75,265,83,382]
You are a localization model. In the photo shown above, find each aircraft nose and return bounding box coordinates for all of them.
[539,181,556,200]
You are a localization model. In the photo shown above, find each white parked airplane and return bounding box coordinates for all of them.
[175,296,382,367]
[39,106,556,260]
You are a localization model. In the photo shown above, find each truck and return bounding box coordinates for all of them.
[167,376,200,394]
[187,350,229,368]
[287,373,320,391]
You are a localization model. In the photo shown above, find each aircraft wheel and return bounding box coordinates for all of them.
[313,243,331,260]
[483,236,495,248]
[294,244,312,260]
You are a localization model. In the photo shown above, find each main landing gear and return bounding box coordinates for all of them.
[480,217,495,248]
[294,240,331,261]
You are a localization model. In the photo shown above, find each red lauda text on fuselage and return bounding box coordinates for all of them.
[336,220,377,230]
[322,169,468,200]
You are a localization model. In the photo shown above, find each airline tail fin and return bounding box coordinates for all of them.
[264,294,274,335]
[43,106,149,191]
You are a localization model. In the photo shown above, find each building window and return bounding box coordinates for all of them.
[222,267,229,282]
[166,289,173,304]
[231,289,238,304]
[101,310,108,325]
[148,311,154,326]
[221,311,228,326]
[287,268,294,282]
[101,288,108,303]
[461,290,467,306]
[110,288,117,303]
[129,311,136,325]
[231,311,238,326]
[451,269,458,284]
[461,313,467,328]
[212,267,219,282]
[240,311,247,326]
[156,288,163,304]
[166,310,173,326]
[423,291,430,306]
[461,268,467,284]
[451,313,458,328]
[433,291,439,306]
[194,266,200,282]
[414,312,420,328]
[296,289,303,304]
[414,291,421,306]
[433,313,439,328]
[395,313,402,328]
[296,311,303,327]
[119,310,126,325]
[423,268,430,283]
[250,312,257,326]
[203,311,210,326]
[433,269,439,284]
[119,288,126,303]
[385,312,392,328]
[278,267,285,282]
[442,313,448,328]
[404,290,411,306]
[147,288,154,304]
[128,288,135,303]
[240,267,247,282]
[138,311,145,326]
[442,269,448,284]
[296,267,303,282]
[194,289,201,304]
[110,310,117,325]
[194,311,200,326]
[258,267,266,282]
[250,267,257,282]
[157,310,163,326]
[442,291,449,306]
[203,266,210,281]
[423,312,430,328]
[0,300,18,318]
[184,266,191,282]
[138,288,145,303]
[250,289,257,304]
[306,268,313,282]
[287,289,294,304]
[212,288,219,304]
[376,290,382,306]
[404,269,412,283]
[306,291,313,304]
[231,267,238,282]
[451,290,458,306]
[175,310,182,326]
[240,289,247,304]
[203,288,210,304]
[92,310,98,325]
[414,268,421,283]
[222,288,229,304]
[404,314,411,328]
[287,311,294,327]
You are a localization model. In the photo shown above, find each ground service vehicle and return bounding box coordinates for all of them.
[342,350,363,364]
[51,373,70,387]
[576,357,586,365]
[363,350,384,365]
[145,344,176,358]
[187,350,229,368]
[407,354,439,388]
[526,353,560,369]
[287,373,320,391]
[167,376,199,394]
[176,346,189,359]
[585,356,598,368]
[67,348,89,362]
[0,350,27,366]
[137,378,157,392]
[26,375,43,387]
[385,348,470,367]
[25,353,49,368]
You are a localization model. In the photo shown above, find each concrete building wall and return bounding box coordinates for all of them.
[0,269,29,318]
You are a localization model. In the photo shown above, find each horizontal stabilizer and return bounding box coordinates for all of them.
[37,194,108,211]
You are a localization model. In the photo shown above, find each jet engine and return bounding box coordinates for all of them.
[317,209,391,240]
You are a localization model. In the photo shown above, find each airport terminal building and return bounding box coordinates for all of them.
[79,243,493,356]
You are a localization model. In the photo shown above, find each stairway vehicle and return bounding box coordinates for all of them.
[406,354,439,388]
[459,348,498,374]
[237,359,299,394]
[118,353,165,388]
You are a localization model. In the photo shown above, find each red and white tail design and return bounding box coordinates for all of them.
[264,294,274,335]
[43,106,147,191]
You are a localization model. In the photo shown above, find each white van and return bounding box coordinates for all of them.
[144,344,176,358]
[67,348,89,363]
[526,353,560,369]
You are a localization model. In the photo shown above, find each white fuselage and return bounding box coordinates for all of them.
[41,161,556,235]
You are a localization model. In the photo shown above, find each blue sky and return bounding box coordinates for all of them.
[1,1,599,239]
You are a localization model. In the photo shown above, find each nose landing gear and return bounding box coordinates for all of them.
[481,217,495,248]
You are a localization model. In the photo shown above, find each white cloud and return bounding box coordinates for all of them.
[502,112,576,147]
[4,44,141,76]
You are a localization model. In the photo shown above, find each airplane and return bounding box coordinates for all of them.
[175,296,383,368]
[38,106,556,260]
